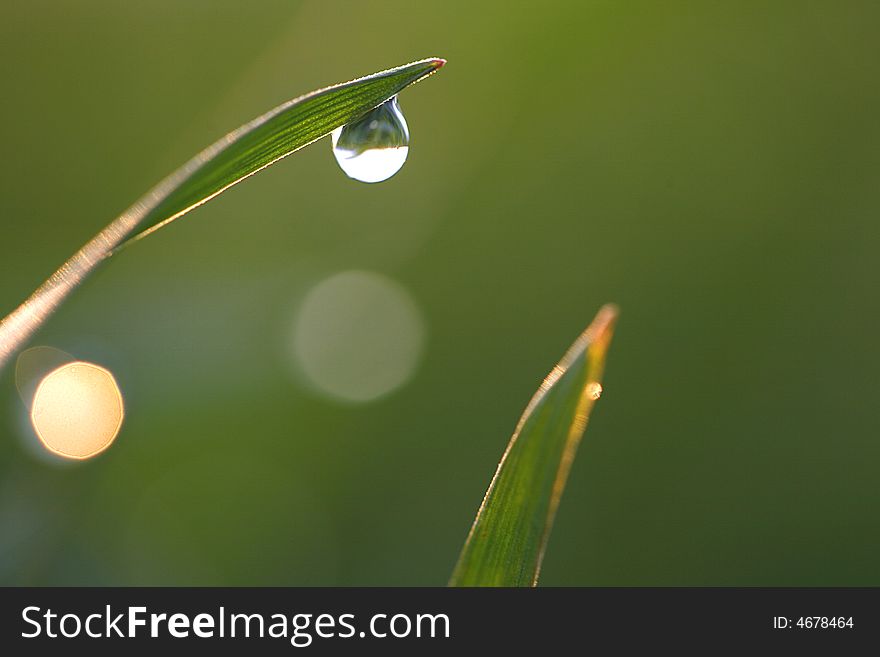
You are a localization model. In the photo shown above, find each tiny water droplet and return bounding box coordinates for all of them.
[586,382,603,400]
[331,96,409,183]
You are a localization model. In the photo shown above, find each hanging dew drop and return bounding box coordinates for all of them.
[331,96,410,183]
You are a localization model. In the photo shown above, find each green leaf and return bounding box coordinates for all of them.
[123,57,445,247]
[449,304,618,587]
[0,57,445,371]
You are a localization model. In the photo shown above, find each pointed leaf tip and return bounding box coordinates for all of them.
[450,304,619,587]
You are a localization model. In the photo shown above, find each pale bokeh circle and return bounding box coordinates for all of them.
[30,362,124,460]
[292,270,425,403]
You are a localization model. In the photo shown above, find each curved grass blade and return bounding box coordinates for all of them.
[0,57,445,371]
[449,304,618,587]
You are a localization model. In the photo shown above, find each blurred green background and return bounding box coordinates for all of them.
[1,0,878,585]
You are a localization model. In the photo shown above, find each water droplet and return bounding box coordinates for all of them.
[331,96,409,183]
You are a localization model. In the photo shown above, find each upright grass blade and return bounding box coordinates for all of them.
[450,304,618,587]
[0,57,445,371]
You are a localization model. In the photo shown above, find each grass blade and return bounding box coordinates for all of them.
[449,304,618,587]
[0,57,445,371]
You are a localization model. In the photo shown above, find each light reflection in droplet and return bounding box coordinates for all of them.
[290,270,425,403]
[30,361,124,460]
[331,96,410,183]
